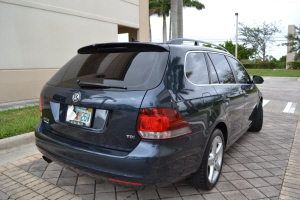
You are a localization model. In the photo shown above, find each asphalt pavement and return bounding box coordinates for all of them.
[258,77,300,114]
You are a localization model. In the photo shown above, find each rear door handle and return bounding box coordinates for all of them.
[240,90,249,98]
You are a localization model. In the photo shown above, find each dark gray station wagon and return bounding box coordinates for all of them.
[36,38,263,190]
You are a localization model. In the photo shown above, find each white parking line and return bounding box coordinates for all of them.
[283,102,293,113]
[262,100,270,107]
[289,103,297,114]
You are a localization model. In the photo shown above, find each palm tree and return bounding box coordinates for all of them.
[177,0,183,38]
[171,0,178,39]
[150,0,205,42]
[176,0,205,38]
[183,0,205,9]
[149,0,170,43]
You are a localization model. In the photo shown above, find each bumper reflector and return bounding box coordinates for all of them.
[108,178,143,186]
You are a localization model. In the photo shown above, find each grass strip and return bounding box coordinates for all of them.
[0,105,40,139]
[246,69,300,77]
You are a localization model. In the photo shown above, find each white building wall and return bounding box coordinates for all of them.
[286,25,296,68]
[0,0,148,103]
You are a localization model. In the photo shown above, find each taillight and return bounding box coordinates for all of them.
[137,108,192,139]
[39,97,42,112]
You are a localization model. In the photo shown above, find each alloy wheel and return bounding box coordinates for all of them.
[207,135,223,184]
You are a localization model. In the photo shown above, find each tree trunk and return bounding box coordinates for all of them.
[171,0,178,39]
[262,43,266,68]
[169,17,171,41]
[163,14,167,43]
[149,18,152,42]
[177,0,183,38]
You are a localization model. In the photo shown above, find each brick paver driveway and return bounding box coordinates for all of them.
[1,77,300,200]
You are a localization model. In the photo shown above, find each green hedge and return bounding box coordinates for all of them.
[243,62,284,69]
[287,61,300,69]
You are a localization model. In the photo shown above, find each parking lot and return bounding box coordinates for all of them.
[1,77,300,200]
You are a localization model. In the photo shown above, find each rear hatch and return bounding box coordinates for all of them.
[40,43,169,152]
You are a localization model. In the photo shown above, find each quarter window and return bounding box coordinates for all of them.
[185,52,209,85]
[227,56,250,84]
[208,53,236,84]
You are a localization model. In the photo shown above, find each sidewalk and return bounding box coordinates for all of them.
[0,99,39,111]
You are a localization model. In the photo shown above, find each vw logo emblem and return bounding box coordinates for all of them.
[72,91,81,102]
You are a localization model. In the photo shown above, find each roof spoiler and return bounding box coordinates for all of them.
[78,43,169,54]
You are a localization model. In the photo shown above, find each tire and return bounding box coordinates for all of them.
[248,101,263,132]
[187,129,224,190]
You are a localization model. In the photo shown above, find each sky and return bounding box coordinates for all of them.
[150,0,300,59]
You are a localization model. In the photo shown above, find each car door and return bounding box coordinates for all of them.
[207,53,245,144]
[226,56,259,131]
[178,51,219,137]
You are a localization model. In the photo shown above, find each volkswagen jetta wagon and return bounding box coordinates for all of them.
[36,38,263,190]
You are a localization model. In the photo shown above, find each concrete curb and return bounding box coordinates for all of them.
[279,113,300,198]
[0,99,38,111]
[298,77,300,81]
[0,132,35,155]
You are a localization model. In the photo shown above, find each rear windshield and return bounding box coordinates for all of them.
[48,52,169,90]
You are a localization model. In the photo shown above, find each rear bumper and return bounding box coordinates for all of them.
[35,121,203,189]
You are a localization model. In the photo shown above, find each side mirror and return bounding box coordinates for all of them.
[253,75,264,84]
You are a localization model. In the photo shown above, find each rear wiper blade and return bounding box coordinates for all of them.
[77,80,127,89]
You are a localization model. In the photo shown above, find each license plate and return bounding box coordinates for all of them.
[66,105,93,127]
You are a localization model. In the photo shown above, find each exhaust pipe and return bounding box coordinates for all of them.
[42,156,52,163]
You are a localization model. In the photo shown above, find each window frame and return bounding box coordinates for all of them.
[184,51,212,86]
[204,53,220,84]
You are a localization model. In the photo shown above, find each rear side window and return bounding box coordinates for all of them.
[208,53,236,84]
[185,52,209,85]
[48,52,169,90]
[226,56,250,84]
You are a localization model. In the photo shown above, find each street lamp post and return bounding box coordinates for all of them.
[235,13,238,58]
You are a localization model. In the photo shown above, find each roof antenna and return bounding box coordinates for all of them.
[131,37,139,42]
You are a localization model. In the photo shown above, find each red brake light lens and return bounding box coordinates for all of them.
[137,108,192,139]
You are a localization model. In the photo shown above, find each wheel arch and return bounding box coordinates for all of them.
[213,122,228,149]
[258,90,263,104]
